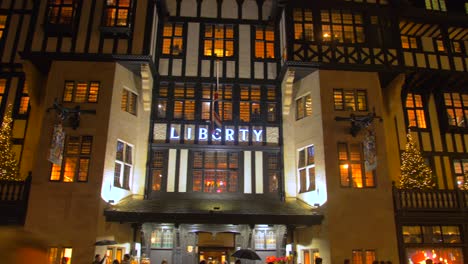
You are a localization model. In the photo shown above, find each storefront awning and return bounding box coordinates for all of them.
[104,196,323,226]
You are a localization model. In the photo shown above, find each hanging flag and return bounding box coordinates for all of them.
[48,124,65,165]
[211,60,222,133]
[364,126,377,172]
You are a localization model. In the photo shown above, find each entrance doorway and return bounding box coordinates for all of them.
[197,232,235,264]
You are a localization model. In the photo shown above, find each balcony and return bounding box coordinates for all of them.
[0,174,31,225]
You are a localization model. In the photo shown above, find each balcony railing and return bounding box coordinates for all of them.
[393,185,468,211]
[0,174,31,225]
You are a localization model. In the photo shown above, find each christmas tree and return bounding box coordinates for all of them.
[460,172,468,190]
[0,105,21,181]
[399,131,436,189]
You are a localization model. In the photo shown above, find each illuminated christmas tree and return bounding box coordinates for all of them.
[399,131,436,189]
[0,105,21,181]
[460,172,468,190]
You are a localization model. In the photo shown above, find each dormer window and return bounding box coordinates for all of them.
[45,0,78,34]
[101,0,132,35]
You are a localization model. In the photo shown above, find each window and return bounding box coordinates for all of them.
[351,250,375,264]
[192,150,239,193]
[321,10,364,43]
[105,247,125,264]
[267,86,277,122]
[0,15,6,40]
[254,26,275,59]
[155,83,168,119]
[63,81,99,103]
[334,89,367,111]
[0,79,6,109]
[46,0,77,26]
[425,0,446,11]
[434,39,445,52]
[265,152,281,193]
[338,142,375,188]
[405,93,427,129]
[298,146,315,193]
[401,35,419,50]
[161,23,184,56]
[452,158,468,190]
[239,85,261,122]
[121,89,137,115]
[173,83,195,120]
[293,8,314,41]
[14,81,30,116]
[48,247,72,264]
[114,140,133,190]
[151,150,167,191]
[451,40,464,54]
[444,92,468,127]
[203,24,234,57]
[296,94,312,120]
[151,228,173,248]
[402,225,461,244]
[103,0,131,27]
[50,136,92,182]
[254,229,276,250]
[406,248,464,264]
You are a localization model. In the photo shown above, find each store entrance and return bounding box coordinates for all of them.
[197,232,236,264]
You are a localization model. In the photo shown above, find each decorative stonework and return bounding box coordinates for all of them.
[153,124,167,141]
[282,70,295,116]
[266,127,279,144]
[140,64,153,111]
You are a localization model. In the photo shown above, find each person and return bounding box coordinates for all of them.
[93,254,107,264]
[161,260,168,264]
[122,254,131,264]
[315,257,322,264]
[199,261,206,264]
[113,260,120,264]
[0,227,48,264]
[61,257,69,264]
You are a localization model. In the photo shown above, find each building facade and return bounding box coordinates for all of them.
[0,0,467,264]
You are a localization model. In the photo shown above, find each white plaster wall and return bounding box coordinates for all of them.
[222,0,238,19]
[185,23,200,77]
[238,24,251,78]
[242,0,258,20]
[181,0,197,17]
[201,0,217,18]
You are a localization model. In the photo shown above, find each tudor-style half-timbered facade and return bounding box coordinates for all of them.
[1,0,467,264]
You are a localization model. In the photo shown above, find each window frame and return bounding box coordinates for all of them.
[296,94,312,120]
[13,79,30,117]
[150,149,168,192]
[253,25,275,60]
[161,22,185,57]
[172,83,196,121]
[203,24,235,58]
[320,10,365,44]
[44,0,78,34]
[338,142,376,188]
[404,93,428,130]
[351,249,376,264]
[452,158,468,190]
[425,0,447,12]
[297,145,316,193]
[62,81,100,103]
[50,135,93,183]
[0,14,7,41]
[333,89,368,112]
[402,225,462,244]
[150,227,174,249]
[114,140,133,190]
[264,152,281,193]
[254,228,276,250]
[102,0,132,28]
[121,88,137,116]
[400,35,420,51]
[293,8,314,42]
[443,92,468,129]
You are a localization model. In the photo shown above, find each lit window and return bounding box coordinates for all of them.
[121,89,137,115]
[151,228,173,248]
[192,150,239,193]
[155,83,168,119]
[334,89,367,111]
[63,81,100,103]
[173,83,195,120]
[49,247,73,264]
[452,159,468,190]
[444,92,468,128]
[151,150,167,191]
[435,39,445,52]
[46,0,77,26]
[296,94,312,120]
[352,249,375,264]
[0,79,6,110]
[267,86,277,123]
[298,145,315,193]
[0,15,6,40]
[405,93,427,129]
[425,0,447,11]
[254,26,275,59]
[321,10,364,43]
[114,140,133,190]
[338,142,375,188]
[401,35,419,50]
[402,225,461,244]
[50,136,92,182]
[203,24,234,57]
[406,248,464,264]
[265,152,281,193]
[451,40,464,54]
[254,229,276,250]
[162,23,184,56]
[239,85,261,122]
[103,0,131,27]
[15,81,30,116]
[293,8,314,41]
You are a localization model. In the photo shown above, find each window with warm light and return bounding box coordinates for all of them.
[162,23,184,56]
[333,89,367,111]
[254,26,275,59]
[191,150,239,193]
[155,83,168,119]
[63,81,100,103]
[338,142,375,188]
[265,152,281,193]
[425,0,447,11]
[114,140,133,190]
[203,24,234,57]
[0,15,6,40]
[103,0,131,27]
[121,89,137,115]
[0,79,6,110]
[293,8,314,41]
[405,93,427,129]
[296,94,312,120]
[434,39,445,52]
[14,81,30,116]
[50,136,92,182]
[46,0,77,26]
[173,83,196,120]
[298,145,315,193]
[151,150,167,191]
[239,85,261,122]
[151,228,174,248]
[402,225,461,244]
[267,86,277,123]
[451,40,464,54]
[452,158,468,190]
[444,92,468,128]
[401,35,419,50]
[254,229,276,250]
[321,10,364,44]
[351,249,375,264]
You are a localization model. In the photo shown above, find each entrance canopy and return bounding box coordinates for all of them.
[104,196,323,226]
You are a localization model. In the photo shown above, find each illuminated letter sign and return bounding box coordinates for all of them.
[169,125,264,143]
